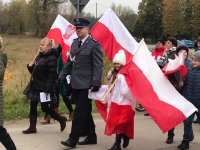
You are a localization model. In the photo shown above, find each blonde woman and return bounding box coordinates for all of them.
[22,38,67,134]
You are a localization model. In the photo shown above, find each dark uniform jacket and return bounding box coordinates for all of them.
[59,36,103,89]
[27,50,57,93]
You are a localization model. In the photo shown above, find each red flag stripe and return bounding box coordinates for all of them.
[91,22,132,61]
[46,28,70,64]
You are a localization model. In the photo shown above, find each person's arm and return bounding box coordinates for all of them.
[91,42,103,88]
[27,62,35,74]
[106,68,113,81]
[44,57,57,93]
[58,55,73,80]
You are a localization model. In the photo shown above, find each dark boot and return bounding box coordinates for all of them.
[166,136,174,144]
[52,112,67,132]
[108,134,122,150]
[190,130,194,142]
[0,127,16,150]
[177,140,189,149]
[122,133,130,148]
[22,115,37,134]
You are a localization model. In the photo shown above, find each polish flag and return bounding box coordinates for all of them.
[89,76,136,139]
[162,52,187,78]
[46,14,77,64]
[91,9,197,134]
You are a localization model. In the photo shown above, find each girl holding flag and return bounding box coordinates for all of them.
[89,50,136,150]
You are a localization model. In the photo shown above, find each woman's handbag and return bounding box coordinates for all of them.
[23,81,32,95]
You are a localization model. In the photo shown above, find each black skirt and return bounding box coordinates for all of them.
[27,89,57,104]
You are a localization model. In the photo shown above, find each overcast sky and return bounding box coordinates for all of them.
[2,0,141,16]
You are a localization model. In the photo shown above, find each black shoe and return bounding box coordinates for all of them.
[189,133,194,142]
[166,136,174,144]
[144,113,150,116]
[108,143,121,150]
[122,134,130,148]
[78,138,97,145]
[177,140,189,149]
[61,139,76,148]
[193,119,199,123]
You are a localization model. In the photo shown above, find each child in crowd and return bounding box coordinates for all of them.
[177,51,200,149]
[176,45,192,69]
[89,50,136,150]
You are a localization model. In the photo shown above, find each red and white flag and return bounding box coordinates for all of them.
[46,14,77,64]
[89,75,136,139]
[91,9,197,133]
[90,9,138,61]
[162,52,187,78]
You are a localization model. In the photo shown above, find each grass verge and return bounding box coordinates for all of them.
[3,90,98,120]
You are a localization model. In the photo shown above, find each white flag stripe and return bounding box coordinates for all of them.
[98,9,138,55]
[165,52,185,71]
[50,14,77,46]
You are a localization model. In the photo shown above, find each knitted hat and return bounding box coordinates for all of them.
[156,38,165,46]
[113,50,126,65]
[176,45,189,55]
[193,51,200,62]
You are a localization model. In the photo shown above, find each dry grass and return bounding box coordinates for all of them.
[2,36,42,92]
[2,36,112,92]
[0,36,111,120]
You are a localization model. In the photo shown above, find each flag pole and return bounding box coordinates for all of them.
[102,77,118,102]
[32,49,40,62]
[132,38,144,55]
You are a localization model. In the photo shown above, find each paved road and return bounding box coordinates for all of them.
[1,112,200,150]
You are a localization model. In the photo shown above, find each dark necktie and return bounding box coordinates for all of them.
[78,41,82,48]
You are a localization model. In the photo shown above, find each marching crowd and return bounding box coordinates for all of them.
[0,17,200,150]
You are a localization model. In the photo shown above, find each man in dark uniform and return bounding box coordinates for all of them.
[59,18,103,148]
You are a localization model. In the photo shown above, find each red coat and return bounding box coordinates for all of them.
[151,46,166,60]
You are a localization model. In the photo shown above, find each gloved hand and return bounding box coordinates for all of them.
[91,85,100,92]
[57,78,62,88]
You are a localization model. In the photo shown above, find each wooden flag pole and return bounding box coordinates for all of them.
[102,77,118,102]
[32,49,40,62]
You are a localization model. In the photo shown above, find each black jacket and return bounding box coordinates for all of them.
[27,50,57,93]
